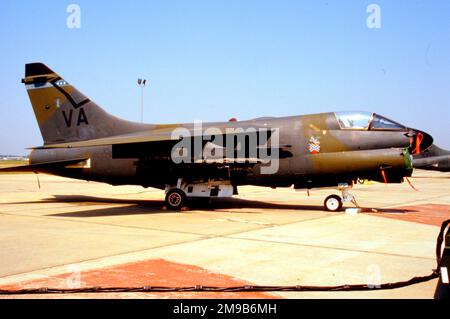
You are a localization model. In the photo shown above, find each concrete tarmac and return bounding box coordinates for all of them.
[0,170,449,298]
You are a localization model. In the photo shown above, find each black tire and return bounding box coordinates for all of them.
[434,280,450,299]
[165,188,187,210]
[324,195,343,212]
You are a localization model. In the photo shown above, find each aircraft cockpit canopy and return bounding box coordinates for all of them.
[335,111,406,130]
[335,111,372,129]
[370,114,405,130]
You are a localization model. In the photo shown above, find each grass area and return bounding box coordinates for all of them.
[0,160,28,169]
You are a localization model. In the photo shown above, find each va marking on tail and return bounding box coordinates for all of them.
[62,108,89,127]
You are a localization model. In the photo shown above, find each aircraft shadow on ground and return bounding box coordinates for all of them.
[19,195,334,217]
[6,195,416,217]
[48,195,331,217]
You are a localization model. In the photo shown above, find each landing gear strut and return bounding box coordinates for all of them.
[341,188,360,208]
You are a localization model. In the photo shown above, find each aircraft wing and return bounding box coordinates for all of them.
[31,126,290,164]
[36,122,273,148]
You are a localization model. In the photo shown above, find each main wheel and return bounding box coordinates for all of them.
[165,188,187,210]
[324,195,343,212]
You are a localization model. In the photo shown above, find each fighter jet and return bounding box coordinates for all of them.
[0,63,433,211]
[413,144,450,172]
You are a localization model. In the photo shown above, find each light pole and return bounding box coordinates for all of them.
[137,78,147,122]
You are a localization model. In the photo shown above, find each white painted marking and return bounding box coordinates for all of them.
[26,82,70,90]
[345,208,361,215]
[441,267,449,284]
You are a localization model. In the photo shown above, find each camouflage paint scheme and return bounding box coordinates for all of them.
[413,144,450,172]
[1,63,434,203]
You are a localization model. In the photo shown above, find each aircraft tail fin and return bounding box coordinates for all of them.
[22,63,149,145]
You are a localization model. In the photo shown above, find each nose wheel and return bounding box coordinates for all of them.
[324,195,343,212]
[323,187,360,212]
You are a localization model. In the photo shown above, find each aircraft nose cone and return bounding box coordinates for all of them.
[407,129,433,154]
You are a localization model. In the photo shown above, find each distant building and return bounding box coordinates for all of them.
[0,155,28,161]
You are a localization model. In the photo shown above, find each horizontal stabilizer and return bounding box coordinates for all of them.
[0,158,88,173]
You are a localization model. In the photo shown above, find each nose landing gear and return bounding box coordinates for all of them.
[324,194,343,212]
[323,186,360,212]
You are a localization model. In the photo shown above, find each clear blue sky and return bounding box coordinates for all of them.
[1,0,449,155]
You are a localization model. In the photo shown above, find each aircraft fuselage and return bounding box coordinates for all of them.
[29,112,422,190]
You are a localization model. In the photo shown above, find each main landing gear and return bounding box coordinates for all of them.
[165,188,187,210]
[164,178,234,210]
[323,185,360,212]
